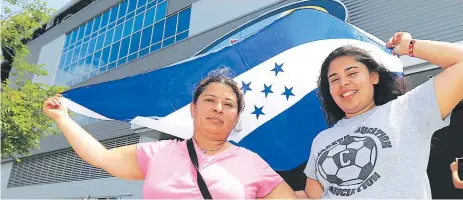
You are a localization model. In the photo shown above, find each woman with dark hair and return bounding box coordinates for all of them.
[303,32,463,199]
[43,68,296,199]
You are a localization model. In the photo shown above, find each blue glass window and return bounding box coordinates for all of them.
[113,24,124,42]
[107,22,116,30]
[109,6,119,24]
[100,10,110,28]
[93,15,102,32]
[108,61,117,70]
[104,28,115,47]
[91,31,98,38]
[128,0,137,13]
[117,57,127,66]
[85,20,94,37]
[137,0,146,8]
[70,31,77,45]
[118,1,128,19]
[129,31,141,54]
[99,26,107,34]
[96,33,105,50]
[164,15,177,39]
[162,37,174,47]
[177,8,191,33]
[89,70,98,79]
[87,38,96,55]
[155,1,167,22]
[150,42,161,52]
[147,0,156,9]
[139,48,149,57]
[93,50,102,67]
[140,25,153,50]
[83,35,90,43]
[81,74,90,82]
[65,51,73,66]
[133,14,144,33]
[128,53,137,62]
[135,6,146,15]
[85,54,93,65]
[77,25,85,41]
[98,65,107,74]
[109,41,121,63]
[73,46,81,62]
[151,19,164,44]
[70,63,77,76]
[119,37,131,58]
[76,59,85,76]
[84,55,93,72]
[126,11,135,20]
[58,1,193,87]
[76,39,83,46]
[101,46,111,67]
[144,7,155,28]
[123,18,134,37]
[117,18,125,25]
[175,30,188,42]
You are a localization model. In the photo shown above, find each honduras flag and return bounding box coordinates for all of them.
[62,8,403,188]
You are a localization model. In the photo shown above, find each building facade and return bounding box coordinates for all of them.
[2,0,462,199]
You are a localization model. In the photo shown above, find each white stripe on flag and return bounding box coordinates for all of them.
[130,116,193,139]
[62,97,112,120]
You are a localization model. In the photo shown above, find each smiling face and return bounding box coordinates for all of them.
[190,82,239,140]
[327,56,379,118]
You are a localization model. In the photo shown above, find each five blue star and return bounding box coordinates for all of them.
[282,86,295,100]
[251,105,265,119]
[271,62,284,76]
[241,81,252,94]
[261,84,273,98]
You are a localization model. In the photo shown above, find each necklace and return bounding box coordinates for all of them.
[194,138,227,153]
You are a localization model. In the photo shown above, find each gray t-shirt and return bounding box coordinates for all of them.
[304,79,451,199]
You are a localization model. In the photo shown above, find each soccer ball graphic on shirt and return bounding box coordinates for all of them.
[317,136,378,186]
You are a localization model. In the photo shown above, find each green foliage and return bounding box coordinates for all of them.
[1,0,69,159]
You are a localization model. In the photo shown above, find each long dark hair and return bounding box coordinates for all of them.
[318,45,408,127]
[193,67,245,114]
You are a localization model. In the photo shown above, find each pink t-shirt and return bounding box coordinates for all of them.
[136,139,283,199]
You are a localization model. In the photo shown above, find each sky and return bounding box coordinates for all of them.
[44,0,74,12]
[2,0,74,17]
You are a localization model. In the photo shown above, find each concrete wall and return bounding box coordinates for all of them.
[1,162,14,196]
[341,0,463,43]
[32,35,66,85]
[1,174,144,199]
[167,0,198,15]
[0,135,159,199]
[29,120,134,156]
[188,0,281,36]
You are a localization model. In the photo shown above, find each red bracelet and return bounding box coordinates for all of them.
[408,39,416,57]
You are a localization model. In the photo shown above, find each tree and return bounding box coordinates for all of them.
[1,0,68,159]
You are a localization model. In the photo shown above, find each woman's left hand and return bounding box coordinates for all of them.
[386,32,413,56]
